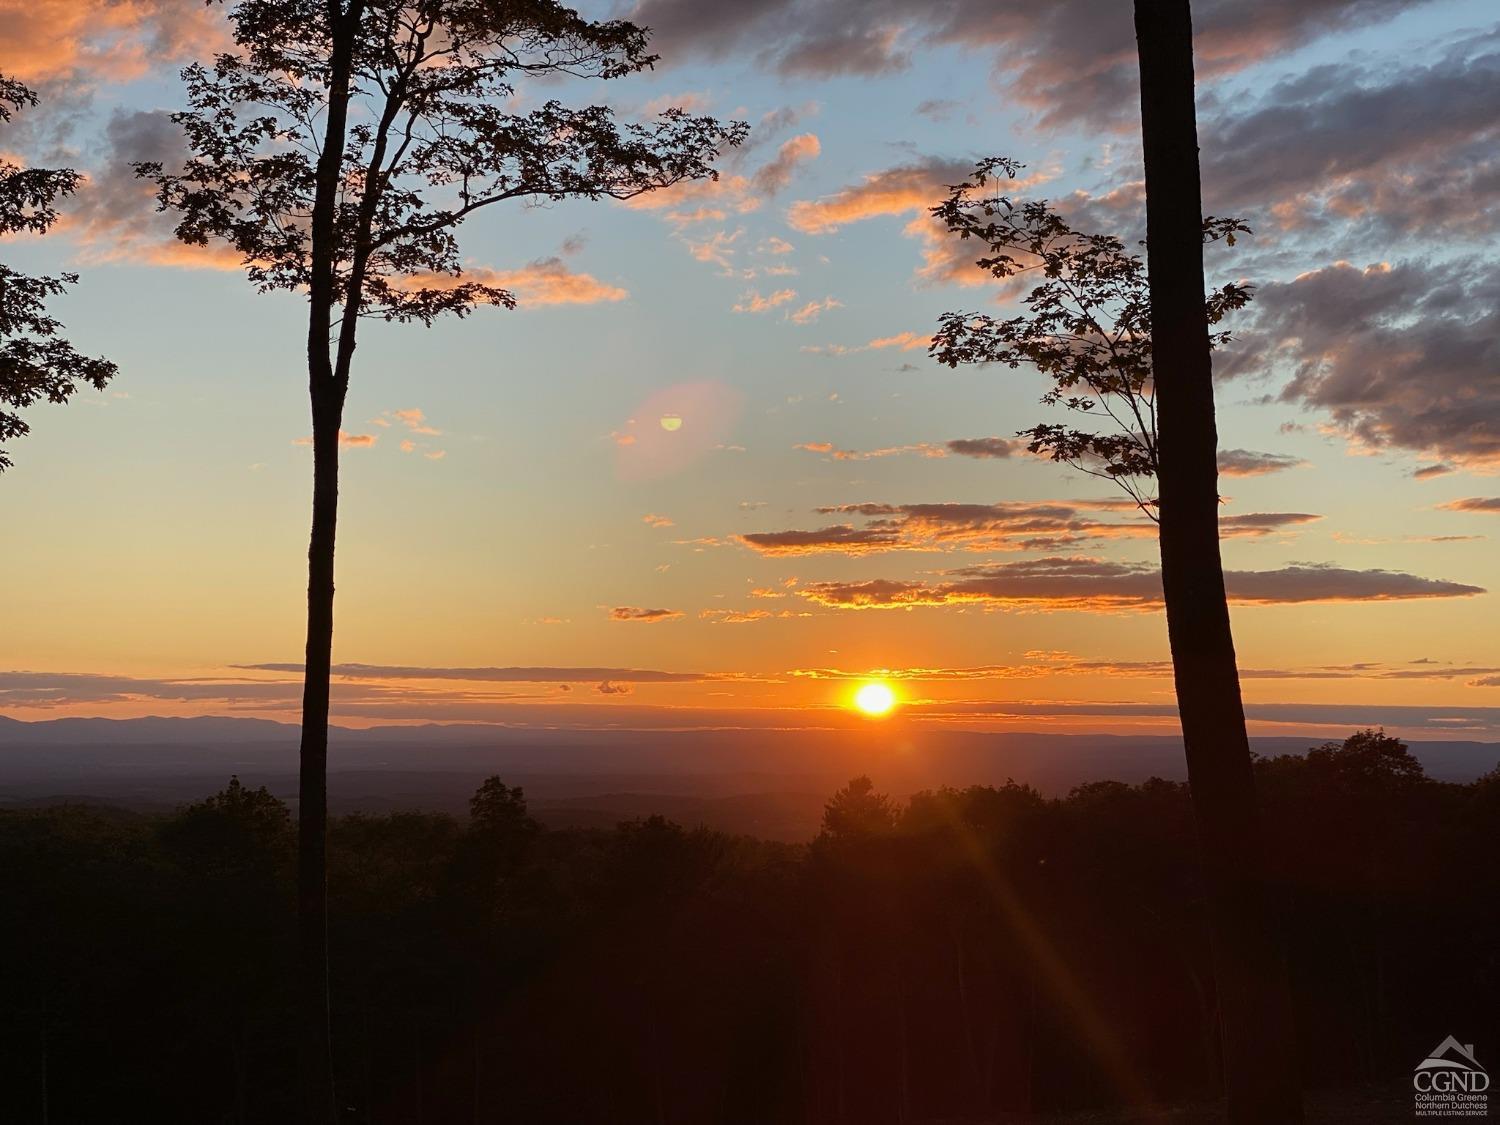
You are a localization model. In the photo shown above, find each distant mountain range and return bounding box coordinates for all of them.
[2,713,1495,787]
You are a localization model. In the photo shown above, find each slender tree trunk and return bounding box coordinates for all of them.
[298,6,360,1121]
[299,376,345,1124]
[1132,3,1303,1122]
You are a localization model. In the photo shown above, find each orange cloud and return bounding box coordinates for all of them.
[293,431,377,449]
[449,259,627,307]
[741,499,1320,556]
[732,287,797,313]
[752,132,821,196]
[788,159,1052,287]
[699,608,773,624]
[739,499,1163,556]
[802,330,931,356]
[609,606,684,623]
[1216,449,1309,477]
[787,161,969,234]
[1439,497,1500,514]
[0,0,226,84]
[389,407,440,435]
[794,441,949,461]
[788,296,841,324]
[683,228,744,270]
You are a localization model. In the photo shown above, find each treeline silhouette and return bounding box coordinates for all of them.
[2,730,1494,1124]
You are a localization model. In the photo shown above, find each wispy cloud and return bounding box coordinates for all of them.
[799,558,1485,611]
[608,606,685,623]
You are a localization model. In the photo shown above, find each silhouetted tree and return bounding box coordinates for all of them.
[158,778,295,1123]
[819,775,898,841]
[930,7,1301,1115]
[139,4,744,1115]
[0,75,117,471]
[930,158,1248,516]
[1133,2,1302,1120]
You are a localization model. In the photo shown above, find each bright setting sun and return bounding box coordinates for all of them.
[852,681,897,717]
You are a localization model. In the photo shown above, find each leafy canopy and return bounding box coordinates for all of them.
[930,158,1251,515]
[138,0,747,332]
[0,76,117,472]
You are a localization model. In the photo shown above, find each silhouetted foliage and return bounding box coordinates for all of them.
[819,773,898,840]
[930,156,1250,515]
[1,735,1494,1124]
[0,75,117,472]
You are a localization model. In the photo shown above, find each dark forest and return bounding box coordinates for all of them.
[3,730,1494,1123]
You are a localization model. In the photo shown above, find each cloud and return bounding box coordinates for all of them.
[1203,33,1500,241]
[684,228,745,270]
[740,525,904,555]
[1230,259,1500,468]
[788,296,841,324]
[389,407,440,435]
[596,680,633,695]
[237,662,719,684]
[947,437,1023,459]
[791,654,1500,685]
[699,608,773,624]
[802,330,931,357]
[630,0,1428,129]
[787,159,971,235]
[629,125,823,250]
[1413,463,1455,480]
[293,431,377,449]
[799,557,1485,611]
[643,513,676,528]
[59,108,243,268]
[794,441,949,461]
[751,132,821,196]
[787,157,1056,286]
[1217,512,1324,537]
[608,606,684,623]
[907,699,1500,734]
[1439,497,1500,514]
[740,499,1155,555]
[447,258,628,307]
[914,98,962,122]
[0,0,226,85]
[737,499,1311,556]
[732,287,797,313]
[1216,449,1308,477]
[0,670,304,707]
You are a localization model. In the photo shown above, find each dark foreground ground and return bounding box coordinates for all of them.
[995,1081,1412,1123]
[2,731,1493,1123]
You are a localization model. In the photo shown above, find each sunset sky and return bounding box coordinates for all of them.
[3,0,1499,738]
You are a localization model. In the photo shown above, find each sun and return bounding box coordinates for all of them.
[853,681,897,718]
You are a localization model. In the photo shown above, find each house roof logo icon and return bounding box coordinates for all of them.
[1416,1037,1486,1074]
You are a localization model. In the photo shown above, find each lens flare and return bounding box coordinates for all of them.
[853,681,897,717]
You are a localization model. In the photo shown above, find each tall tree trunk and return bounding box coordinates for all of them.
[299,6,360,1120]
[299,376,344,1124]
[1132,2,1303,1122]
